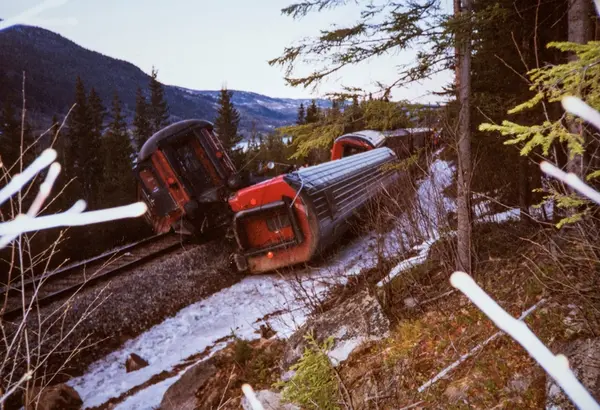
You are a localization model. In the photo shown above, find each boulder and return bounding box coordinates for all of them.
[241,390,300,410]
[546,338,600,409]
[282,287,390,370]
[125,353,149,372]
[160,359,217,410]
[25,383,82,410]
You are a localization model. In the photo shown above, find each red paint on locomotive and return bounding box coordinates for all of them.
[230,147,399,274]
[330,130,386,161]
[228,176,317,273]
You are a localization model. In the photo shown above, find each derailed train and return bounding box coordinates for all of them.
[330,128,437,161]
[135,119,412,274]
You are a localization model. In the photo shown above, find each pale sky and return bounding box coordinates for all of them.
[1,0,453,103]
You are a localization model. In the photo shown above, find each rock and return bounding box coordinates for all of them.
[259,323,276,339]
[241,390,300,410]
[546,338,600,409]
[25,383,82,410]
[444,381,469,404]
[125,353,149,372]
[404,297,418,308]
[160,359,218,410]
[282,287,390,370]
[506,372,532,395]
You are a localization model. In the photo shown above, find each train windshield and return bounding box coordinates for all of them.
[167,135,214,196]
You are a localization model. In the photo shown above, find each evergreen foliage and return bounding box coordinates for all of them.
[64,76,89,197]
[277,333,340,410]
[296,103,305,125]
[214,87,244,167]
[102,92,135,207]
[133,86,152,152]
[268,1,451,94]
[479,39,600,227]
[279,98,411,160]
[148,67,170,135]
[84,87,105,205]
[305,99,320,124]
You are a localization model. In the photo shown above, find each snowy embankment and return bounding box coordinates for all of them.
[66,149,462,409]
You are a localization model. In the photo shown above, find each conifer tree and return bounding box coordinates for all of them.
[296,103,306,125]
[83,87,106,205]
[133,86,152,152]
[214,87,243,156]
[344,96,364,133]
[305,100,319,124]
[148,67,170,135]
[64,76,89,197]
[102,92,135,206]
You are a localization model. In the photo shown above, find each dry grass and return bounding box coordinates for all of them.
[322,218,600,409]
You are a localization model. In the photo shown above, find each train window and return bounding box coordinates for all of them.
[175,143,203,172]
[139,168,160,193]
[343,145,367,157]
[266,212,291,232]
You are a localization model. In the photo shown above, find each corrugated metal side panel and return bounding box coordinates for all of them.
[284,148,397,230]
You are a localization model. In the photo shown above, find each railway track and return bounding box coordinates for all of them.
[1,232,190,321]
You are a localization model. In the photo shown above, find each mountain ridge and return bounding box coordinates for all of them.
[0,24,330,136]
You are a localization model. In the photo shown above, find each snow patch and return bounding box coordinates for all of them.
[328,338,365,366]
[114,367,190,410]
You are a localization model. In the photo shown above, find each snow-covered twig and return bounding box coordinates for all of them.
[540,162,600,206]
[0,371,33,406]
[241,384,265,410]
[417,297,544,393]
[0,148,56,206]
[0,202,147,236]
[0,149,147,250]
[450,271,600,410]
[540,96,600,206]
[0,162,62,249]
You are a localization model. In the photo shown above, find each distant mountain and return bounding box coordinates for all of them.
[0,24,329,136]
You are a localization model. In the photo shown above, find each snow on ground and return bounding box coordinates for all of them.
[67,209,404,409]
[114,367,190,410]
[68,147,521,409]
[376,150,456,286]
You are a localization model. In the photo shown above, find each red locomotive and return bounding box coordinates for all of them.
[228,147,398,273]
[135,119,400,274]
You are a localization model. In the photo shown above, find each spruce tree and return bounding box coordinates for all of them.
[148,67,170,135]
[344,96,364,133]
[296,103,305,125]
[133,86,152,152]
[214,87,243,157]
[102,92,135,207]
[305,100,319,124]
[84,87,106,205]
[64,76,89,197]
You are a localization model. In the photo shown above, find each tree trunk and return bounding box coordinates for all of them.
[455,0,472,273]
[567,0,593,176]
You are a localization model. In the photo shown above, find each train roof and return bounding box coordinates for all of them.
[284,147,396,193]
[384,127,433,137]
[333,130,386,148]
[138,119,213,161]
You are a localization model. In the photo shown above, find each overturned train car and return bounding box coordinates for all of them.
[135,119,237,235]
[229,147,399,274]
[331,128,438,161]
